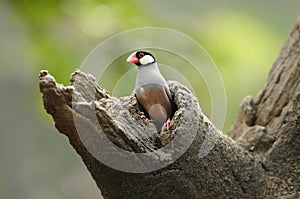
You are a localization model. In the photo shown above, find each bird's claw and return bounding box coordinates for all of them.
[140,112,153,122]
[164,118,171,130]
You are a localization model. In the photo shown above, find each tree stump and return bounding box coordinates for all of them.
[39,17,300,198]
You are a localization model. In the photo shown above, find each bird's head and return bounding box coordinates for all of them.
[126,51,156,66]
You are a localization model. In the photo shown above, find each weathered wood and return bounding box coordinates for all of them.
[40,70,260,198]
[40,17,300,198]
[228,17,300,197]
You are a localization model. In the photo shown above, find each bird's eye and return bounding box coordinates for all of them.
[139,53,144,58]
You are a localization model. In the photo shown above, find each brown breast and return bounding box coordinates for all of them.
[135,84,172,129]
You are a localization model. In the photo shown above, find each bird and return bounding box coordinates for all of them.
[126,50,176,131]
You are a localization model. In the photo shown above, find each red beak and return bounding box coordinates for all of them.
[127,52,139,64]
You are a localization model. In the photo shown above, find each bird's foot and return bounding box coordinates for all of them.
[140,112,153,122]
[164,118,171,130]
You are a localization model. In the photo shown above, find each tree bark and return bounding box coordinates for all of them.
[39,17,300,198]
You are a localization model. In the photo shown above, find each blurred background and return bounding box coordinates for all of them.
[1,0,299,198]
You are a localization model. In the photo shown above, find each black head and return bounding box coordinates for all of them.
[126,51,156,66]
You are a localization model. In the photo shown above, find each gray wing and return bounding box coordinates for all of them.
[164,86,176,114]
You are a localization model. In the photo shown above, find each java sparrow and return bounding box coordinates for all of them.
[127,51,176,131]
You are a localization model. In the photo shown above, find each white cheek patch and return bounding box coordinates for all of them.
[140,55,154,65]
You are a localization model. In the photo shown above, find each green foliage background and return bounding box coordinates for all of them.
[1,0,299,198]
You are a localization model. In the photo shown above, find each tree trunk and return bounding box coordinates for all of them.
[39,17,300,198]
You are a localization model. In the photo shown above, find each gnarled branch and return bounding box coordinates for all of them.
[39,17,300,198]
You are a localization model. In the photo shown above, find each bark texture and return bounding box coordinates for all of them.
[39,17,300,198]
